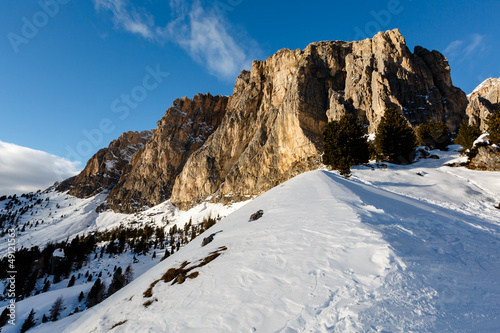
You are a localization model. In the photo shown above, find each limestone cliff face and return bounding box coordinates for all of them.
[56,130,152,198]
[327,32,466,132]
[105,93,228,213]
[466,78,500,130]
[169,29,467,209]
[64,30,468,212]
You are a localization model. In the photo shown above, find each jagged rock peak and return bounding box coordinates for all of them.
[72,29,468,212]
[169,29,467,209]
[466,78,500,130]
[57,130,153,198]
[105,93,229,213]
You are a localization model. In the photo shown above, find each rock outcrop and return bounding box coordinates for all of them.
[57,130,152,198]
[169,29,467,209]
[62,29,469,212]
[105,93,228,213]
[469,145,500,171]
[466,78,500,130]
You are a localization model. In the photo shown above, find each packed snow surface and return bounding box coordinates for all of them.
[44,150,500,333]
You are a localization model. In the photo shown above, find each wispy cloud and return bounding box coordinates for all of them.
[444,34,487,62]
[0,141,80,195]
[93,0,154,40]
[464,33,485,56]
[93,0,259,80]
[444,40,464,58]
[160,1,253,79]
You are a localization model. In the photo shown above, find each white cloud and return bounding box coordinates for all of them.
[444,40,464,58]
[93,0,259,80]
[465,33,485,56]
[93,0,155,40]
[444,34,487,62]
[161,1,252,79]
[0,141,81,196]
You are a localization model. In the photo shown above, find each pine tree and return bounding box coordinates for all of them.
[0,307,8,327]
[337,158,352,178]
[161,249,171,262]
[78,291,84,302]
[322,114,369,177]
[485,106,500,145]
[43,280,50,293]
[20,309,36,333]
[49,296,64,321]
[417,120,451,150]
[374,108,417,164]
[124,264,133,284]
[42,314,48,323]
[107,267,125,296]
[87,278,106,308]
[455,119,482,153]
[67,275,76,287]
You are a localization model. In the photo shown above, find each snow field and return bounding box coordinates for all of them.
[4,147,500,332]
[64,161,500,332]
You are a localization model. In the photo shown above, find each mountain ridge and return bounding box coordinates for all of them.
[56,130,153,198]
[2,28,500,333]
[58,29,470,213]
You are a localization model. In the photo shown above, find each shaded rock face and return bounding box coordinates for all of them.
[56,130,153,198]
[169,29,467,209]
[105,93,228,213]
[466,78,500,130]
[327,33,467,132]
[469,145,500,171]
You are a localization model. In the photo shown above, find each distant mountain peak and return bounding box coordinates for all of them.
[56,130,153,198]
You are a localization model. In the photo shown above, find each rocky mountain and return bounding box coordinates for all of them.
[106,94,228,213]
[466,78,500,130]
[170,29,467,209]
[61,29,469,212]
[57,130,152,198]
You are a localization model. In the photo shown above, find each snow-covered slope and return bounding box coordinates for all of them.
[46,149,500,332]
[0,189,245,256]
[0,187,247,333]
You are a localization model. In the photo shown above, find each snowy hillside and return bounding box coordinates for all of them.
[0,187,244,256]
[28,147,499,332]
[0,187,247,333]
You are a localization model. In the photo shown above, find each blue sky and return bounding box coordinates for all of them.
[0,0,499,193]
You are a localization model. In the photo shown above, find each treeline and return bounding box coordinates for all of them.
[0,215,220,301]
[0,264,134,332]
[0,192,47,229]
[0,215,221,330]
[322,108,497,176]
